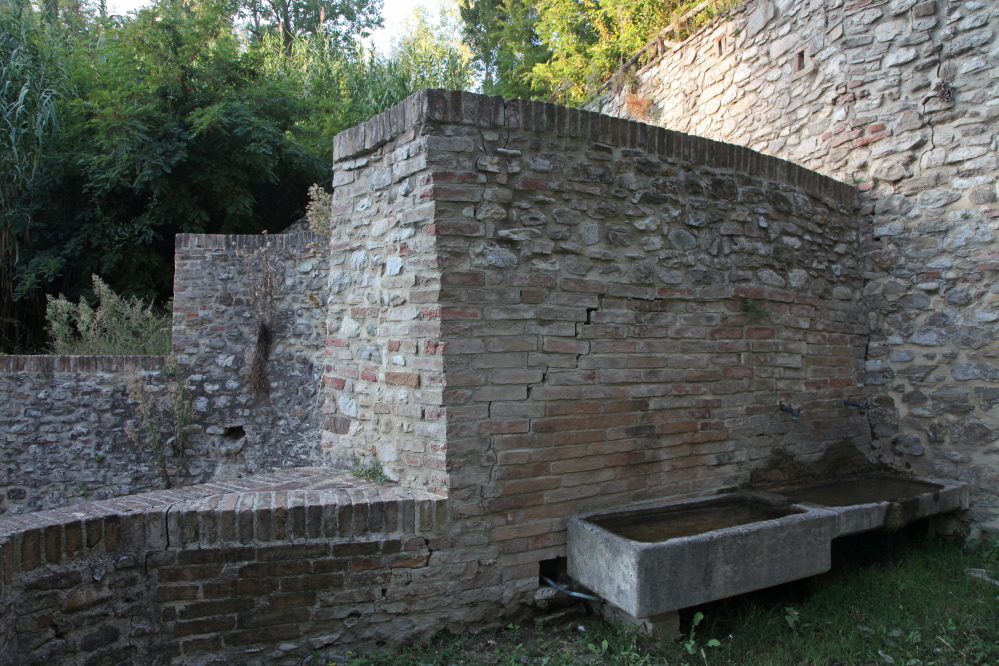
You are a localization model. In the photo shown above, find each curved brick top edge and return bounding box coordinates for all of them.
[0,468,446,579]
[331,89,858,209]
[0,355,166,373]
[174,231,324,251]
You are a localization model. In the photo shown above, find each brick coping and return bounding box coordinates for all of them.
[174,231,324,250]
[0,468,447,579]
[0,355,166,372]
[330,89,858,208]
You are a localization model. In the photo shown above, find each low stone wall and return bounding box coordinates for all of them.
[0,469,450,665]
[0,356,170,515]
[0,232,333,518]
[173,232,331,479]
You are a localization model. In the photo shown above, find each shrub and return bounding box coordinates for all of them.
[45,274,171,355]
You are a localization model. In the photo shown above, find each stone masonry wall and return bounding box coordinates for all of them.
[0,356,168,515]
[172,232,331,479]
[0,232,332,517]
[321,99,449,494]
[592,0,999,528]
[326,90,868,601]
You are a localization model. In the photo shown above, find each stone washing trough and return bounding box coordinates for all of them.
[776,474,968,536]
[567,476,967,626]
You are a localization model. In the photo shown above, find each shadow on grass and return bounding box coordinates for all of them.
[333,522,999,666]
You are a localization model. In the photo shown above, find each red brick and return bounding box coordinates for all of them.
[238,561,310,578]
[385,372,420,387]
[174,616,235,638]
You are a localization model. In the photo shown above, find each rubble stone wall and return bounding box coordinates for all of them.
[0,232,331,517]
[592,0,999,527]
[325,90,867,597]
[172,232,330,477]
[0,356,168,516]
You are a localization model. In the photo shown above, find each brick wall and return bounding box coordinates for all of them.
[324,90,867,599]
[0,469,454,665]
[322,96,448,494]
[591,0,999,528]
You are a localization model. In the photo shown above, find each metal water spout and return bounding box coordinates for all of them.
[778,403,800,420]
[843,399,868,414]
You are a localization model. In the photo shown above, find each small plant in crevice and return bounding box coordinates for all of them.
[350,458,390,484]
[934,80,955,103]
[624,92,653,120]
[741,298,771,322]
[238,242,278,396]
[125,374,173,489]
[124,359,193,490]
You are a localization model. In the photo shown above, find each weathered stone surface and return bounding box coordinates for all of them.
[592,0,999,528]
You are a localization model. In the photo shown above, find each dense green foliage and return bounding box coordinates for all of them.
[459,0,734,105]
[1,0,727,352]
[0,0,471,353]
[335,529,999,666]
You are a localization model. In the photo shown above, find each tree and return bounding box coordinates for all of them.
[459,0,549,99]
[0,3,70,350]
[2,0,327,350]
[393,3,473,92]
[239,0,383,55]
[530,0,734,104]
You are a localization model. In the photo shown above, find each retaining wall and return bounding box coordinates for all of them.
[592,0,999,527]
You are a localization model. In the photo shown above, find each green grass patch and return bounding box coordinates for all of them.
[330,527,999,666]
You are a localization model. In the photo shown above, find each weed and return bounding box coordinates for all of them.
[741,298,771,322]
[683,612,721,658]
[238,242,278,396]
[124,358,193,489]
[45,275,170,355]
[94,454,104,464]
[350,459,390,484]
[306,183,333,237]
[326,530,998,666]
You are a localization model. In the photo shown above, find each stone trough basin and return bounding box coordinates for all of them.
[776,474,968,536]
[567,492,837,619]
[567,476,967,625]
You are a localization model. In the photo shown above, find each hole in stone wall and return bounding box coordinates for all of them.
[222,426,246,441]
[796,50,807,72]
[539,556,569,586]
[716,37,724,57]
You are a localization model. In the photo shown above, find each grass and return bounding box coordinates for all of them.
[330,525,999,666]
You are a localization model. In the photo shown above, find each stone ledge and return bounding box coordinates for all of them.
[330,89,859,209]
